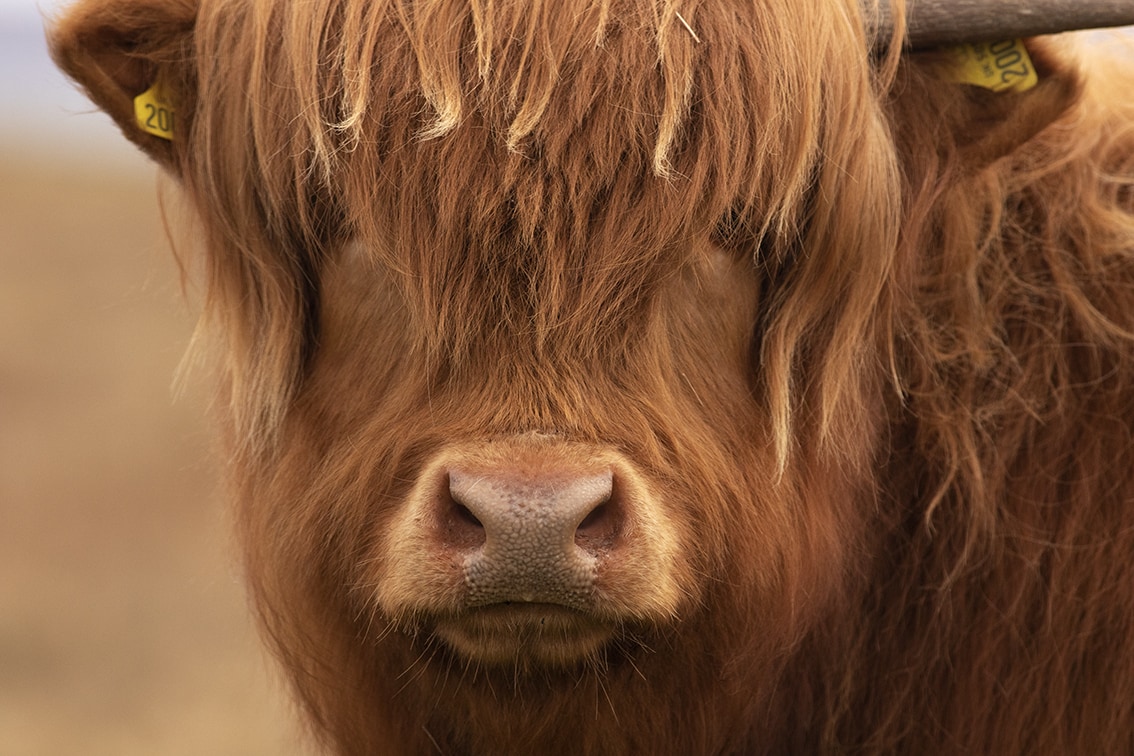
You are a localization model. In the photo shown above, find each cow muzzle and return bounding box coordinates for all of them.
[374,437,685,665]
[445,466,617,608]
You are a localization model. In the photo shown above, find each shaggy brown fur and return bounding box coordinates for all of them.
[50,0,1134,753]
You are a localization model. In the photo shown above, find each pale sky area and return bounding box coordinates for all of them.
[1,0,142,165]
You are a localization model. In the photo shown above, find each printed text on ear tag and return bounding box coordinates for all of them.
[134,82,175,140]
[947,39,1039,93]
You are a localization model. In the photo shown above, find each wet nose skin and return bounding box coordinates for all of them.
[377,442,686,663]
[443,469,620,608]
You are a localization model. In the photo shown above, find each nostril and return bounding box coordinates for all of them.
[577,500,609,532]
[574,491,621,553]
[441,476,487,550]
[453,501,483,529]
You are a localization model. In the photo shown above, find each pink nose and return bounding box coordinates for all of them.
[438,468,622,607]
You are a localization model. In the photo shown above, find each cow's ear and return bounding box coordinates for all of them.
[892,38,1080,169]
[47,0,197,171]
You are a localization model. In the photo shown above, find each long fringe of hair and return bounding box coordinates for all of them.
[173,0,906,470]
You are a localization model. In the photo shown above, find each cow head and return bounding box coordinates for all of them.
[48,0,1121,750]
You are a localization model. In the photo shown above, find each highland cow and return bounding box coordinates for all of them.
[49,0,1134,753]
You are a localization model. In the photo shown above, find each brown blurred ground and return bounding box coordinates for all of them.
[0,152,308,755]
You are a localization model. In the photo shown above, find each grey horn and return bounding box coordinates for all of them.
[869,0,1134,48]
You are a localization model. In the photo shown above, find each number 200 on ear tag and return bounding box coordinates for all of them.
[134,82,176,140]
[946,39,1039,93]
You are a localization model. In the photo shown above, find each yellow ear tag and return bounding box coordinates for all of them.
[946,39,1039,93]
[133,82,176,140]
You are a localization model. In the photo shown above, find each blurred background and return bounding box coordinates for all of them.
[0,1,305,753]
[3,2,1131,755]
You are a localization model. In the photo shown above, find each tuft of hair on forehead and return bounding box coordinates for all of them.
[186,0,903,461]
